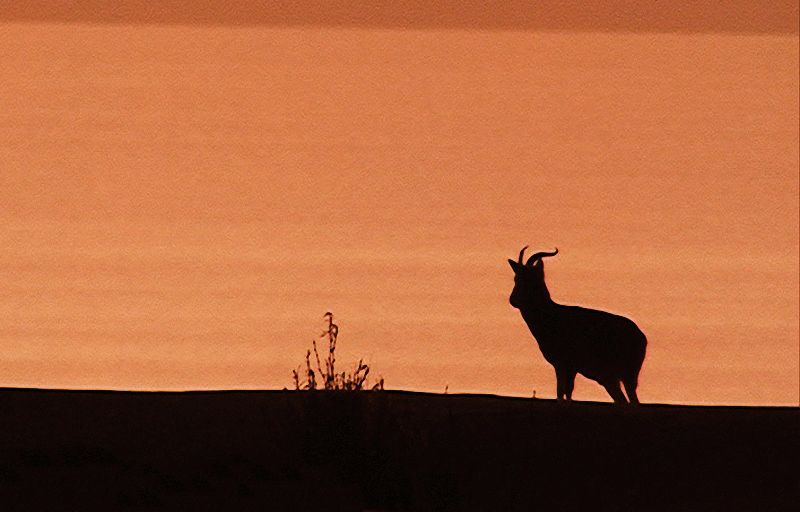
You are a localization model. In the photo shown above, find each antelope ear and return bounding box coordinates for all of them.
[508,259,522,273]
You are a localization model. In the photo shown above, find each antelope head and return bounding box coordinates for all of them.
[508,246,559,309]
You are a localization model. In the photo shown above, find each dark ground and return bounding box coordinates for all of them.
[0,388,797,511]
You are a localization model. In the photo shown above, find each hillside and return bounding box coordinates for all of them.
[0,388,797,511]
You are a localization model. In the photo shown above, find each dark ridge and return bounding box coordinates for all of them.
[2,0,798,34]
[1,387,797,410]
[1,387,797,510]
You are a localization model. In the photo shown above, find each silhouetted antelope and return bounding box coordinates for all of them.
[508,247,647,404]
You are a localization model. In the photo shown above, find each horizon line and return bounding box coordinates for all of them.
[2,387,797,409]
[2,0,798,35]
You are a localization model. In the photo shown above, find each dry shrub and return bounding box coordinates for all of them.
[292,312,384,391]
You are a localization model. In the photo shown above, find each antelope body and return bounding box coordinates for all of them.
[508,247,647,404]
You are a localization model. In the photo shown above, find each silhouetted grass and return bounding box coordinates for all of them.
[292,312,384,391]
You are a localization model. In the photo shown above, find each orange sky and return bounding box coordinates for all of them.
[1,3,798,405]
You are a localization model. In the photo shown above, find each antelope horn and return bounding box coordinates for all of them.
[526,248,559,266]
[518,245,529,264]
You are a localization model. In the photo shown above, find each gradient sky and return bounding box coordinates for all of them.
[1,2,798,405]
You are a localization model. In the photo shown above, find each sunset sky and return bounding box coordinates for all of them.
[1,1,798,405]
